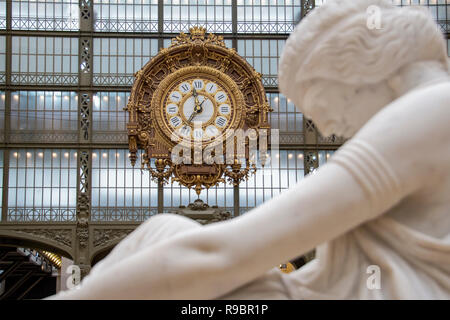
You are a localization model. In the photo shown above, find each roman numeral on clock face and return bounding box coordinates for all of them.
[170,116,182,128]
[179,126,191,137]
[215,91,227,103]
[220,104,230,115]
[193,129,204,139]
[167,104,178,115]
[193,80,204,90]
[206,125,219,137]
[170,91,182,103]
[216,116,227,128]
[180,83,190,94]
[206,82,218,94]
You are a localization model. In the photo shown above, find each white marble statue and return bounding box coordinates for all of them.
[49,0,450,299]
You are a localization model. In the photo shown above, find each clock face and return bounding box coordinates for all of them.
[161,76,235,143]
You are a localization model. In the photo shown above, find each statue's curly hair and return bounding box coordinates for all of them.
[279,0,449,108]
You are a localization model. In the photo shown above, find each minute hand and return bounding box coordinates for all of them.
[185,101,202,128]
[187,111,197,124]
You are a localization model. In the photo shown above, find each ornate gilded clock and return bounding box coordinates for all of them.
[127,27,271,195]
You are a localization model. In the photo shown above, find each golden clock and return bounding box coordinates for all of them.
[127,27,271,195]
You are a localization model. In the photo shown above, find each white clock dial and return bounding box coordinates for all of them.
[179,82,191,94]
[192,79,205,90]
[215,91,228,103]
[170,116,182,128]
[206,125,220,137]
[170,91,182,103]
[219,104,231,115]
[215,116,228,128]
[183,96,214,125]
[206,82,218,94]
[167,104,179,115]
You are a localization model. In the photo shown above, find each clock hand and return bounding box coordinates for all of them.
[183,102,203,130]
[187,111,197,124]
[182,91,205,131]
[198,97,207,108]
[192,87,201,108]
[182,113,195,131]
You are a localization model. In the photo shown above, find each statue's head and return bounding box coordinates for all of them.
[279,0,449,138]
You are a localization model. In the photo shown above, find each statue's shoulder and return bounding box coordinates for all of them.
[380,81,450,130]
[357,80,450,161]
[353,81,450,191]
[402,81,450,111]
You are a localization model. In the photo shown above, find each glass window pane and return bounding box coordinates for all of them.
[93,0,159,32]
[11,0,80,31]
[91,149,158,222]
[7,149,77,222]
[11,36,78,85]
[93,38,159,86]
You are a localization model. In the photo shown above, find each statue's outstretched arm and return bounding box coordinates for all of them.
[53,148,405,299]
[54,84,449,300]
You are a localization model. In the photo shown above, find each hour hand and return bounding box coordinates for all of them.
[198,96,207,108]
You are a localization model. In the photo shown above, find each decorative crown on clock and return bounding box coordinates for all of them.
[190,26,207,39]
[170,26,226,48]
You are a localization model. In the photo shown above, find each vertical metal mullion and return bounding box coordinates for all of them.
[2,150,10,222]
[25,91,30,130]
[105,151,108,210]
[123,150,126,211]
[116,38,119,88]
[91,151,95,214]
[33,37,37,85]
[277,152,280,200]
[43,35,47,80]
[52,91,56,132]
[24,148,28,211]
[113,93,117,138]
[157,179,164,213]
[232,0,237,49]
[7,0,12,30]
[158,0,163,46]
[31,149,35,212]
[52,0,55,29]
[133,38,136,86]
[60,149,63,211]
[115,150,118,209]
[55,149,59,212]
[131,149,134,209]
[14,151,18,214]
[233,184,239,216]
[50,149,53,212]
[39,150,43,214]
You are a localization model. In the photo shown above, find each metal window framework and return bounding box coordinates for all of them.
[0,0,447,266]
[1,0,447,215]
